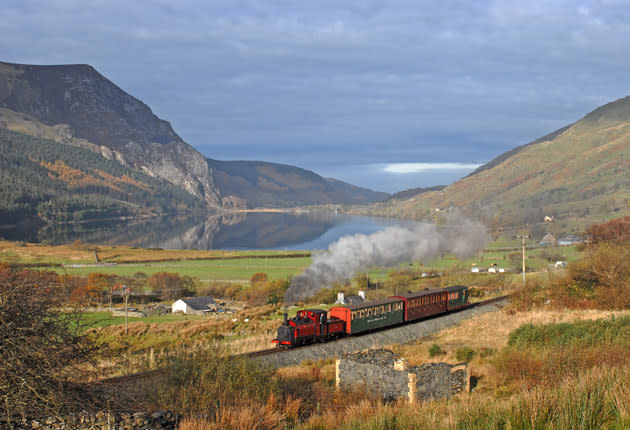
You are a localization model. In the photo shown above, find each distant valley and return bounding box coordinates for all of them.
[3,60,630,241]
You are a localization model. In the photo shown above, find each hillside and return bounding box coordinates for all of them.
[0,61,386,213]
[0,61,220,206]
[0,127,204,241]
[373,96,630,229]
[208,159,388,208]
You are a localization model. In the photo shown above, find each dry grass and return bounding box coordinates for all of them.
[0,240,297,264]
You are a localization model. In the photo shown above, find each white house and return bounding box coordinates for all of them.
[172,296,217,315]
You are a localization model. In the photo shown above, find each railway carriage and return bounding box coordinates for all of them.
[393,288,449,322]
[445,285,468,310]
[329,297,404,335]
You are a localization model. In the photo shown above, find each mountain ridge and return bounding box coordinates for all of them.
[0,60,388,217]
[367,95,630,228]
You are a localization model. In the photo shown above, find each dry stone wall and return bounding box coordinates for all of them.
[336,349,468,403]
[9,411,179,430]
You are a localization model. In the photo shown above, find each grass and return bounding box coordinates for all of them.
[78,311,206,329]
[55,257,313,281]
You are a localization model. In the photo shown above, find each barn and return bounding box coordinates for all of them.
[172,296,217,315]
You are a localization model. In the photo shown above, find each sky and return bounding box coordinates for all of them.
[3,0,630,193]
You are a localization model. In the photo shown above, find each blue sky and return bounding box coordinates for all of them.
[4,1,630,193]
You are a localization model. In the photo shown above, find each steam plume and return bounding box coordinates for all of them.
[284,216,487,303]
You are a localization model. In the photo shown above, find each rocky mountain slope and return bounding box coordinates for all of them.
[373,96,630,228]
[0,61,387,213]
[0,61,219,206]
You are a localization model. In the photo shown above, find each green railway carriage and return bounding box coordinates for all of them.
[445,285,469,310]
[329,297,404,335]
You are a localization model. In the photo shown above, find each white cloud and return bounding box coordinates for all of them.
[383,163,482,174]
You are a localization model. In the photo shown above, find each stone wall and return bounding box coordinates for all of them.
[10,411,179,430]
[336,349,468,403]
[336,350,410,401]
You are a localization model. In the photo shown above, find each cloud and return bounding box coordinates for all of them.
[383,163,483,174]
[4,1,630,192]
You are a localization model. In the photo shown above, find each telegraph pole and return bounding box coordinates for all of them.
[515,235,529,286]
[122,285,129,335]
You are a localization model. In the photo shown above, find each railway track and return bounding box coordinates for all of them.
[244,295,509,358]
[99,295,508,384]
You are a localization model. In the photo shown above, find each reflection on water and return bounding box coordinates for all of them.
[0,212,414,250]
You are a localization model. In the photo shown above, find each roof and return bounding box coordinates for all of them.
[179,296,216,311]
[344,295,365,305]
[444,285,467,292]
[395,288,446,300]
[333,297,402,311]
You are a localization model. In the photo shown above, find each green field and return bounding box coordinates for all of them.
[55,256,313,282]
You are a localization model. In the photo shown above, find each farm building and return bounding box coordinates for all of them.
[539,233,557,246]
[172,296,217,315]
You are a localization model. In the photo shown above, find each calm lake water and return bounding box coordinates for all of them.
[3,212,414,250]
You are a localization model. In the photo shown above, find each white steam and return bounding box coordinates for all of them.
[285,217,488,303]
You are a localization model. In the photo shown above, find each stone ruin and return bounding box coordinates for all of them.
[335,348,469,403]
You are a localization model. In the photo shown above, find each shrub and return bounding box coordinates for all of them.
[455,346,475,363]
[428,343,443,357]
[148,348,278,416]
[0,266,102,424]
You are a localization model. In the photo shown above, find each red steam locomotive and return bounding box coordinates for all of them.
[273,285,468,347]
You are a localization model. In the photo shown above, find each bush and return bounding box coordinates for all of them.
[0,265,102,423]
[429,343,443,357]
[149,348,278,416]
[455,346,475,363]
[508,316,630,349]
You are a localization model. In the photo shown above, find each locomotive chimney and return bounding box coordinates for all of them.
[283,307,288,325]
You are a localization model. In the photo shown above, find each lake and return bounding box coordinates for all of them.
[2,212,416,251]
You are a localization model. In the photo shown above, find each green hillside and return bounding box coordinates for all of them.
[0,128,203,230]
[365,96,630,232]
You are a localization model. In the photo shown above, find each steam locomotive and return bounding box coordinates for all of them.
[273,285,469,347]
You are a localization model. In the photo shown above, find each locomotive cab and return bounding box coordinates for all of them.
[273,309,337,346]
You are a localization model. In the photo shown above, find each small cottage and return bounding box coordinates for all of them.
[539,233,557,247]
[172,296,217,315]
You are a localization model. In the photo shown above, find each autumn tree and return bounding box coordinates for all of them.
[570,217,630,308]
[149,272,193,300]
[249,272,269,287]
[587,215,630,245]
[0,265,100,424]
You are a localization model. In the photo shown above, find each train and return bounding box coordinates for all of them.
[273,285,469,347]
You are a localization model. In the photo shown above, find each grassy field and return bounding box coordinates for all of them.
[56,257,314,281]
[0,239,580,284]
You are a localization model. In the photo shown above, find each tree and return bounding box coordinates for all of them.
[587,216,630,245]
[149,271,184,300]
[0,265,99,424]
[249,272,268,287]
[86,272,110,306]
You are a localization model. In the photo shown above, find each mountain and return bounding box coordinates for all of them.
[375,96,630,228]
[207,158,388,208]
[0,61,387,218]
[0,61,220,206]
[0,127,206,238]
